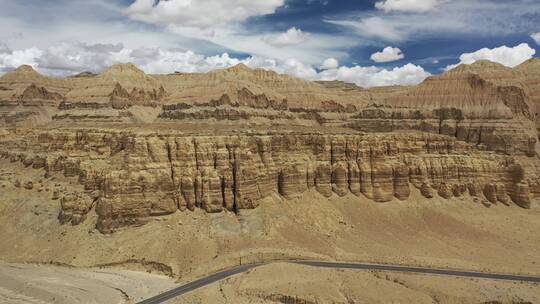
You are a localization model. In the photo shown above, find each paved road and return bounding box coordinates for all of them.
[137,260,540,304]
[137,263,263,304]
[294,261,540,283]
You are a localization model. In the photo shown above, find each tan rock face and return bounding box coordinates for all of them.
[515,58,540,131]
[420,183,434,199]
[19,84,64,106]
[0,60,539,233]
[109,83,166,109]
[1,61,537,157]
[1,129,538,233]
[59,192,95,225]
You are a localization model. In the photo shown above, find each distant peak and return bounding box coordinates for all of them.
[448,60,509,74]
[1,64,44,80]
[469,60,506,68]
[225,63,251,73]
[525,57,540,63]
[14,64,39,74]
[516,57,540,70]
[103,63,145,75]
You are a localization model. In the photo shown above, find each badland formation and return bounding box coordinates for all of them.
[0,59,539,233]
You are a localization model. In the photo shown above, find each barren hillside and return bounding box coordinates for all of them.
[0,60,539,303]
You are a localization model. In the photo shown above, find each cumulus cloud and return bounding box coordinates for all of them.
[126,0,285,29]
[121,1,353,65]
[138,51,243,74]
[245,57,318,79]
[0,41,431,88]
[318,63,430,88]
[263,27,310,47]
[370,46,404,62]
[532,33,540,45]
[35,42,125,73]
[0,47,42,72]
[445,43,536,70]
[0,42,309,77]
[0,0,354,68]
[320,58,339,70]
[375,0,441,13]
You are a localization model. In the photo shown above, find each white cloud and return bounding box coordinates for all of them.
[0,42,430,88]
[0,47,42,72]
[0,42,313,78]
[35,42,125,73]
[328,0,540,42]
[318,63,430,88]
[375,0,441,13]
[0,0,225,54]
[126,0,285,29]
[182,28,354,66]
[445,43,536,70]
[0,0,356,68]
[328,17,403,41]
[263,27,310,47]
[370,46,404,62]
[122,1,354,65]
[245,57,318,79]
[320,58,339,70]
[532,33,540,45]
[138,50,244,74]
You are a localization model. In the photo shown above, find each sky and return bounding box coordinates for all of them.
[0,0,539,87]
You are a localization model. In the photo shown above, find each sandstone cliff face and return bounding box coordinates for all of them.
[60,64,167,114]
[349,61,537,156]
[156,64,367,109]
[0,62,537,158]
[0,61,539,233]
[0,66,71,125]
[515,58,540,134]
[18,84,64,106]
[108,83,166,109]
[1,129,537,233]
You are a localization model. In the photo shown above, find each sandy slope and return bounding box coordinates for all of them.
[176,262,540,304]
[2,261,538,304]
[1,158,540,302]
[0,262,176,304]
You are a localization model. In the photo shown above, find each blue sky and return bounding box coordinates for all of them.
[0,0,539,87]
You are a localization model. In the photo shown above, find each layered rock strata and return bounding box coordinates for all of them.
[1,62,537,156]
[1,60,539,233]
[1,129,537,233]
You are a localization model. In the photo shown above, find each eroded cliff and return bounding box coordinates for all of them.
[0,61,539,233]
[0,128,537,233]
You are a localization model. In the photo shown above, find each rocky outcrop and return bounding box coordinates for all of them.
[59,192,96,225]
[1,129,537,233]
[110,83,166,109]
[0,60,539,234]
[515,58,540,132]
[19,84,64,105]
[0,62,538,159]
[351,66,538,156]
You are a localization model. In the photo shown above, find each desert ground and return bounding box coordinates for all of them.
[0,262,176,304]
[1,157,539,303]
[175,262,540,304]
[1,57,539,303]
[1,261,538,304]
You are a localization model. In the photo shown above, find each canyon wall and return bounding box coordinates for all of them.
[0,60,539,233]
[2,61,537,155]
[1,129,537,233]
